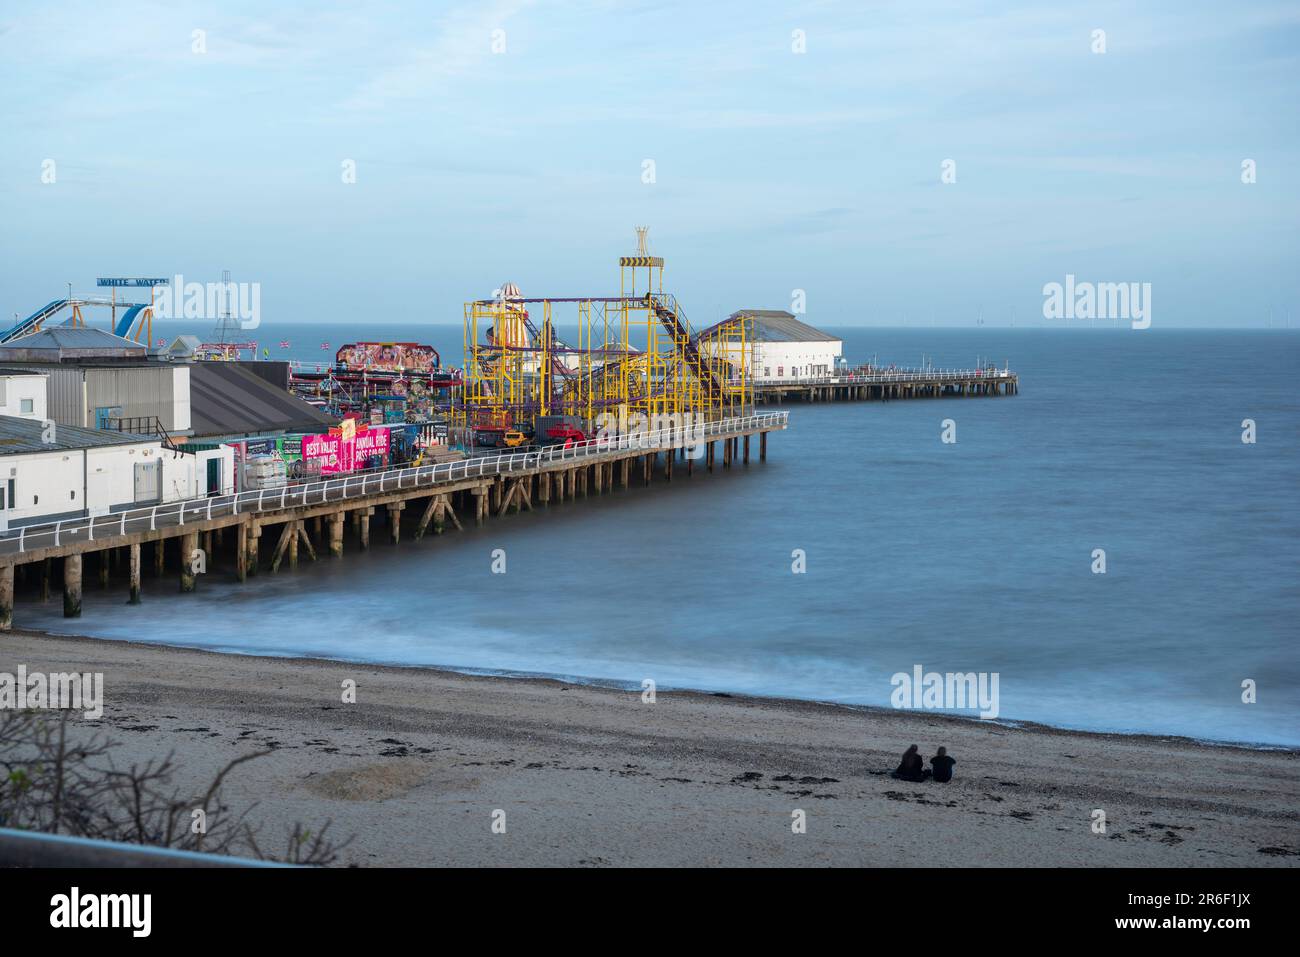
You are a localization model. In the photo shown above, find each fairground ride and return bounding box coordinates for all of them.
[455,229,752,438]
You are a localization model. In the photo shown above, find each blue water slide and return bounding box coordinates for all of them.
[1,299,68,343]
[113,304,147,339]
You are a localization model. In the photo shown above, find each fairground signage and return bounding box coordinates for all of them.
[96,278,169,287]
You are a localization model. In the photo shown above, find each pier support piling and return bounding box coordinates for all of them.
[296,523,317,562]
[0,564,13,631]
[329,512,345,557]
[387,503,405,544]
[180,532,198,591]
[246,524,261,577]
[270,522,294,573]
[64,555,82,618]
[128,543,141,605]
[236,522,248,581]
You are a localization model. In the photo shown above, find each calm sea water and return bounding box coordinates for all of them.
[18,324,1300,747]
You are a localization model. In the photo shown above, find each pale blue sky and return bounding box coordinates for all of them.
[1,0,1297,327]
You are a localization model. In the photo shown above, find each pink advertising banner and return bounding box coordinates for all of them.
[302,426,390,475]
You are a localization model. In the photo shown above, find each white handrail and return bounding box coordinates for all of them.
[742,368,1016,387]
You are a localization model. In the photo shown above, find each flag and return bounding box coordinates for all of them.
[321,341,330,350]
[279,340,290,349]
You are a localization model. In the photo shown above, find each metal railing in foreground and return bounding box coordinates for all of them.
[0,412,788,557]
[0,827,291,868]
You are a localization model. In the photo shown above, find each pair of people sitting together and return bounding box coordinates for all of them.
[891,744,955,782]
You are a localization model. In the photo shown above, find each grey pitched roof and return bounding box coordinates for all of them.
[728,311,839,342]
[695,311,840,343]
[189,362,336,439]
[0,326,148,361]
[167,335,203,355]
[0,415,155,455]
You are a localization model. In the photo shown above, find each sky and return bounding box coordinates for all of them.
[1,0,1297,329]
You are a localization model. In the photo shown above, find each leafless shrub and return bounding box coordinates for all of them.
[0,709,351,865]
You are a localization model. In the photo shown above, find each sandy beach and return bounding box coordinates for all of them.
[2,629,1296,867]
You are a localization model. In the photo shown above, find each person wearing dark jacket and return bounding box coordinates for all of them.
[891,744,927,782]
[930,746,956,783]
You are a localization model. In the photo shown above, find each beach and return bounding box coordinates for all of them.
[2,630,1296,867]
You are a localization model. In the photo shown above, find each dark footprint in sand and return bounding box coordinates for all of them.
[731,772,763,783]
[1258,846,1298,857]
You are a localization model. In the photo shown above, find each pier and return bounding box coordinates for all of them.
[751,368,1019,404]
[0,412,787,630]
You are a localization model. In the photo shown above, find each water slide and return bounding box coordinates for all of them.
[113,304,148,339]
[1,299,68,343]
[2,298,152,344]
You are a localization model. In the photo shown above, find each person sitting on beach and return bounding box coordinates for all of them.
[891,744,928,782]
[930,746,956,783]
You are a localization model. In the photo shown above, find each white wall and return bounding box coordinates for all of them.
[0,442,207,531]
[0,374,48,420]
[194,446,236,496]
[0,447,84,528]
[751,340,842,380]
[702,338,843,381]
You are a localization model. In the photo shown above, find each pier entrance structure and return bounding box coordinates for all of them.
[455,231,752,437]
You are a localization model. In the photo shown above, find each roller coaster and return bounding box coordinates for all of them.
[455,230,753,440]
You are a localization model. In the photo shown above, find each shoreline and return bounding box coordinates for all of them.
[3,628,1297,867]
[11,626,1293,753]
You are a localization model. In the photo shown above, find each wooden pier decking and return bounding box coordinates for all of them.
[0,413,788,630]
[751,368,1019,404]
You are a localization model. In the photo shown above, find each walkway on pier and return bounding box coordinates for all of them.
[0,412,788,629]
[751,368,1018,404]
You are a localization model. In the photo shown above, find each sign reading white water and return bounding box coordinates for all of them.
[96,278,168,287]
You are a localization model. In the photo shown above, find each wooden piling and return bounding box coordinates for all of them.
[236,522,248,581]
[64,554,82,618]
[246,523,261,577]
[296,523,317,561]
[180,531,198,591]
[128,543,141,604]
[0,564,13,631]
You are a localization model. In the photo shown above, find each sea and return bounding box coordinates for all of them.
[16,322,1300,748]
